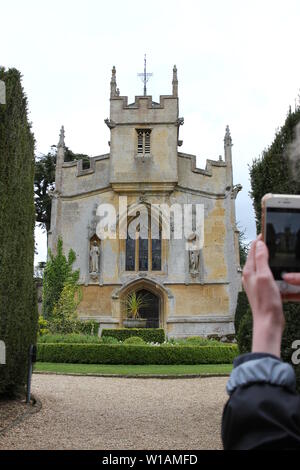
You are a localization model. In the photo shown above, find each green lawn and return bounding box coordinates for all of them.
[34,362,233,376]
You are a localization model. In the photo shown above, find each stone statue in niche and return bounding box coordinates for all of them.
[188,232,200,275]
[189,249,199,273]
[90,240,100,273]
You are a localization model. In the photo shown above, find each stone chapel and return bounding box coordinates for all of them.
[48,65,242,337]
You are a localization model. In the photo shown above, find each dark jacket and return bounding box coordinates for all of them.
[222,352,300,449]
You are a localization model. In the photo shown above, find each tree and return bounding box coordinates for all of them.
[0,67,38,396]
[34,149,56,233]
[50,280,82,334]
[34,147,90,233]
[249,106,300,232]
[42,238,79,319]
[245,104,300,391]
[238,225,250,269]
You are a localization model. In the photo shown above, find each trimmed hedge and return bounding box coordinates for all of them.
[101,328,165,344]
[123,336,146,345]
[37,343,238,365]
[74,320,99,336]
[0,68,38,395]
[38,334,101,344]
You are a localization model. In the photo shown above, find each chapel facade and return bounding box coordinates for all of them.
[48,65,242,337]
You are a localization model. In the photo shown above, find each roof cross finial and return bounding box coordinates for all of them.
[137,54,153,96]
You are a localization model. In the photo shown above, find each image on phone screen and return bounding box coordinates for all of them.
[266,207,300,280]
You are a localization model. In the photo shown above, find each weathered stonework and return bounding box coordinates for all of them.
[48,65,242,338]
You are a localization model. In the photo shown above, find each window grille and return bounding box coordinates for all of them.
[136,129,151,156]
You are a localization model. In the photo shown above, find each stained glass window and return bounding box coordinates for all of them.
[139,238,148,271]
[125,237,135,271]
[152,238,161,271]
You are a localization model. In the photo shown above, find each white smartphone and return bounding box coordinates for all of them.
[262,193,300,294]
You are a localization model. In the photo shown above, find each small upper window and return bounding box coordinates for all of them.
[136,129,151,157]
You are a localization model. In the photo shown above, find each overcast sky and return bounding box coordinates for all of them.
[2,0,300,264]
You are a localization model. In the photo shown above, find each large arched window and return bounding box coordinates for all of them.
[125,211,161,272]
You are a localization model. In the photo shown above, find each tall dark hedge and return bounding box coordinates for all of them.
[237,303,300,393]
[0,68,38,396]
[247,105,300,391]
[234,290,249,335]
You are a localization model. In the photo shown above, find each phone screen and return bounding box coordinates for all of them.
[266,207,300,279]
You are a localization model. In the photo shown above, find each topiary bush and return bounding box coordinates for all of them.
[123,336,146,345]
[38,316,49,337]
[0,67,38,396]
[37,343,239,364]
[101,328,165,344]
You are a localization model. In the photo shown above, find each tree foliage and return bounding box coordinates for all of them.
[50,281,82,334]
[247,104,300,390]
[0,67,38,395]
[34,148,90,232]
[238,226,250,268]
[250,107,300,232]
[34,150,55,233]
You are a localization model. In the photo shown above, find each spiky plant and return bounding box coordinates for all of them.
[123,292,149,319]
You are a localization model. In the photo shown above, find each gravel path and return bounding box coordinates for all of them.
[0,374,228,450]
[0,397,28,432]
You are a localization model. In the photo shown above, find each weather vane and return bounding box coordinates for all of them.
[137,54,153,96]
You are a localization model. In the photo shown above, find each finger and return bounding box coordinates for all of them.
[282,273,300,286]
[255,240,272,276]
[243,239,257,275]
[257,233,263,241]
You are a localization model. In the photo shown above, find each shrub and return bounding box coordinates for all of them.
[42,238,79,320]
[236,308,252,355]
[48,319,98,336]
[123,336,146,345]
[281,303,300,393]
[38,316,49,336]
[38,333,101,344]
[0,67,38,395]
[237,303,300,392]
[234,290,249,335]
[185,336,221,346]
[50,280,82,334]
[75,320,99,336]
[37,343,239,365]
[101,328,165,344]
[101,336,119,345]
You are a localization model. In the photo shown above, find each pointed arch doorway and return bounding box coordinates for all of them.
[136,288,160,328]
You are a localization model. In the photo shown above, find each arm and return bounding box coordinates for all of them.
[222,238,300,450]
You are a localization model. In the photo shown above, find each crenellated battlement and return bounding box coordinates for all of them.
[110,94,178,124]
